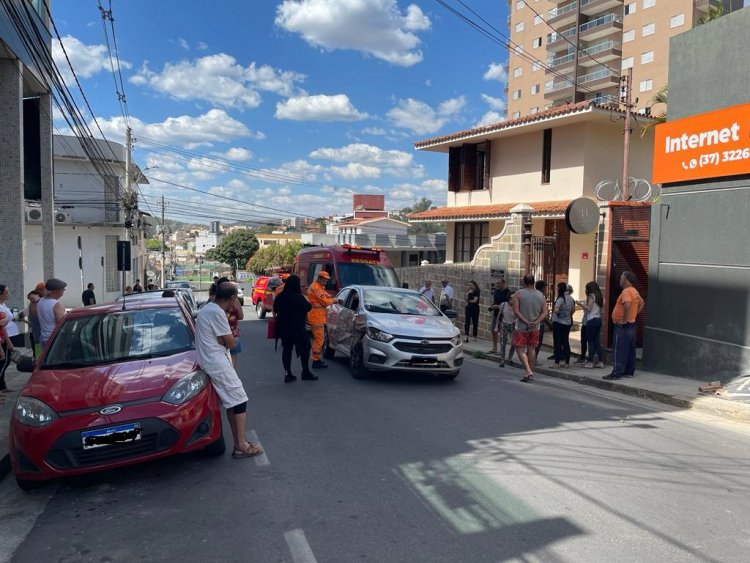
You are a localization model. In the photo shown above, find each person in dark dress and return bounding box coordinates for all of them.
[272,275,315,383]
[464,280,480,342]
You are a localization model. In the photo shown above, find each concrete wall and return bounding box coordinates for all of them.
[643,8,750,381]
[668,8,750,121]
[24,225,133,308]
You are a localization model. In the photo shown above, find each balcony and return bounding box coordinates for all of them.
[547,26,578,52]
[544,76,575,97]
[580,0,623,17]
[546,51,576,74]
[578,40,622,67]
[578,12,623,41]
[577,68,620,90]
[548,1,578,27]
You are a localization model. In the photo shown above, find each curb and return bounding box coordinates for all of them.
[472,349,750,423]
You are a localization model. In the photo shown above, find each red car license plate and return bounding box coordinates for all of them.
[81,423,142,450]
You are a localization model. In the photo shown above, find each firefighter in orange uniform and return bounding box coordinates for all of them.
[307,271,335,368]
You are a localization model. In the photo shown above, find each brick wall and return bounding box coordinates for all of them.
[396,211,527,339]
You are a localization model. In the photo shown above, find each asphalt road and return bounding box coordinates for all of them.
[3,312,750,562]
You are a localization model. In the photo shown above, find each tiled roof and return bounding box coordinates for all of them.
[415,101,607,149]
[409,200,572,222]
[339,216,408,227]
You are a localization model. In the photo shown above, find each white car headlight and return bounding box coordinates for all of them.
[367,327,395,343]
[15,396,59,428]
[451,334,463,346]
[162,370,208,405]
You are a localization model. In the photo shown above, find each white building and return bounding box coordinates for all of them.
[195,231,223,255]
[23,135,149,307]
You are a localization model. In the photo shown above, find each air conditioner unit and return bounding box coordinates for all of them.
[55,211,72,224]
[25,207,42,223]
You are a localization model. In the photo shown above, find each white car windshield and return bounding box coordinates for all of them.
[363,289,441,316]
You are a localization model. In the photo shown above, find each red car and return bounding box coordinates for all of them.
[254,277,284,319]
[9,298,224,490]
[251,276,270,308]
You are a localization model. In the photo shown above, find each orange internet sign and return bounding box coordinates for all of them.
[652,103,750,184]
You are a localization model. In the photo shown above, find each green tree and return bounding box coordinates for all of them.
[146,238,168,252]
[247,241,303,274]
[697,2,724,24]
[206,231,259,276]
[395,197,446,235]
[640,85,668,137]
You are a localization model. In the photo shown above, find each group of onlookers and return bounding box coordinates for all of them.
[418,272,644,383]
[0,278,68,392]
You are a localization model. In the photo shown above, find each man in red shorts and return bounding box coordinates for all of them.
[512,274,548,383]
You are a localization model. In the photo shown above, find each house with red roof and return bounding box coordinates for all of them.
[407,101,658,343]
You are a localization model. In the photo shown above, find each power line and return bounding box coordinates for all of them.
[136,137,358,193]
[98,0,131,128]
[518,0,619,75]
[432,0,619,104]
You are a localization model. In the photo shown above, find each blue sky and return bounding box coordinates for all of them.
[51,0,511,226]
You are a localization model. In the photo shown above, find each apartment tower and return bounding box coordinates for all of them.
[505,0,741,119]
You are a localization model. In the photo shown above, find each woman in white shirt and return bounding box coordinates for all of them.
[579,281,604,368]
[0,284,22,393]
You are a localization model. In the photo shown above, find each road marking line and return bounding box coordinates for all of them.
[284,529,318,563]
[246,429,269,466]
[0,477,56,562]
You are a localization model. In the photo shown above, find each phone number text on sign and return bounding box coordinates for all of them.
[685,148,750,171]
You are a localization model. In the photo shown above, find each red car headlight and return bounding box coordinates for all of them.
[15,396,59,428]
[162,370,208,405]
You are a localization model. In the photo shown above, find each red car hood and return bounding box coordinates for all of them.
[25,352,198,412]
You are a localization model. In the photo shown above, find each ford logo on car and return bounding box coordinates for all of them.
[100,405,122,415]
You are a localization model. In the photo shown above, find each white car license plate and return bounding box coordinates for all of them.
[412,356,438,365]
[82,423,142,450]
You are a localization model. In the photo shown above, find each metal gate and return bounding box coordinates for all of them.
[608,205,651,347]
[531,235,557,306]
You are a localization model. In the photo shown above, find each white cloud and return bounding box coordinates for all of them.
[96,109,256,149]
[177,38,190,50]
[275,0,431,66]
[385,179,448,210]
[52,35,131,84]
[310,143,411,168]
[197,42,209,51]
[275,94,368,121]
[362,127,387,136]
[386,96,466,135]
[329,163,381,179]
[483,62,507,83]
[213,147,254,161]
[475,111,505,127]
[130,54,305,109]
[309,142,423,178]
[481,94,506,111]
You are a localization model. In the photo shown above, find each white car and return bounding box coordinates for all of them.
[323,285,462,380]
[234,283,245,306]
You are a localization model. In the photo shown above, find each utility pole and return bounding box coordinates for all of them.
[161,194,167,285]
[619,67,637,201]
[124,126,133,293]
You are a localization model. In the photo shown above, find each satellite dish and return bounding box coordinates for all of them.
[565,198,599,234]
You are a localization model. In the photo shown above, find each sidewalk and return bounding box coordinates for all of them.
[0,363,32,480]
[462,335,750,423]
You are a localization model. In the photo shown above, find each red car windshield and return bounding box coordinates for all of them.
[41,308,193,369]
